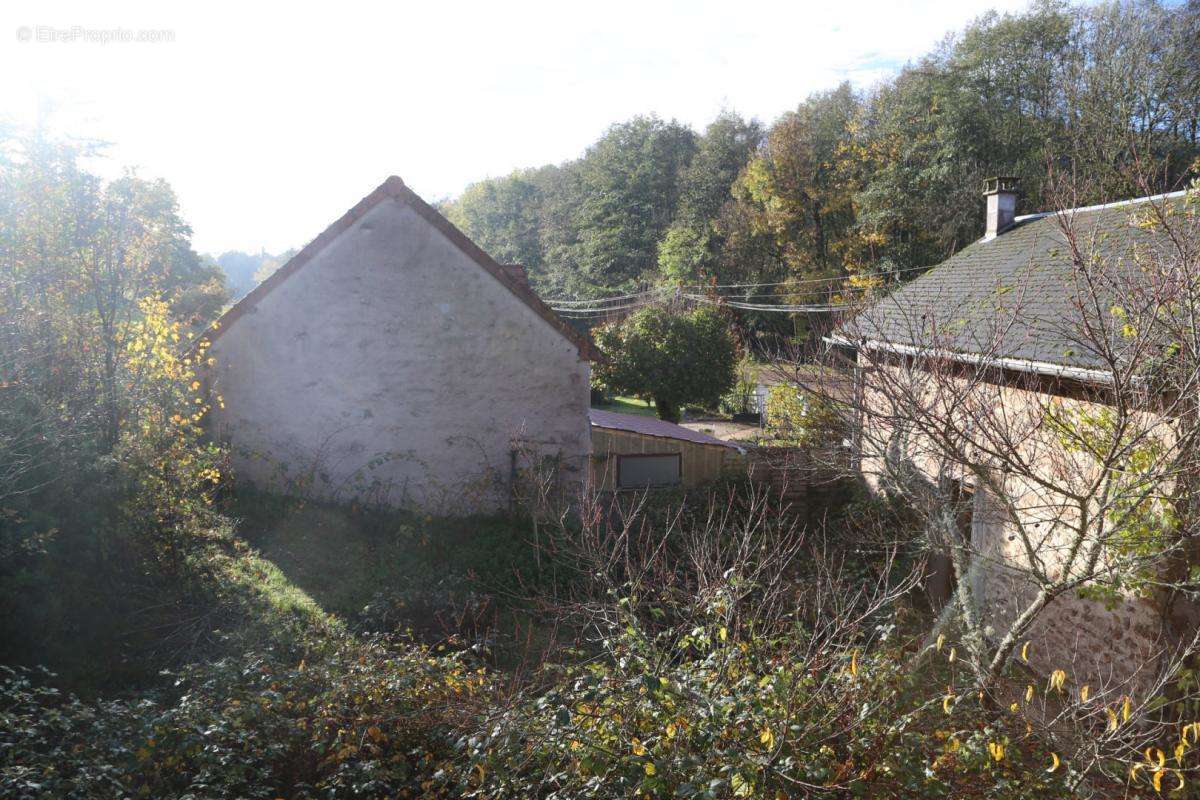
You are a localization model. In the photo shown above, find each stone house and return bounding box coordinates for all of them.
[833,178,1194,687]
[202,176,596,513]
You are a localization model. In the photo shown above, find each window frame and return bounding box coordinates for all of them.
[615,452,683,490]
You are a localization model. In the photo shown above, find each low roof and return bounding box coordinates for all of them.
[202,176,597,360]
[841,191,1189,376]
[590,409,740,450]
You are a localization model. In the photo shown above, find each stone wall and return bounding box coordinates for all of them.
[857,358,1174,691]
[206,197,591,514]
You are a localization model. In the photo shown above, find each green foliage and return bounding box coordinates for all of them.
[657,223,712,285]
[593,306,738,422]
[447,1,1199,349]
[0,131,233,689]
[763,383,845,447]
[546,116,699,295]
[0,634,485,800]
[443,166,559,288]
[230,493,553,642]
[455,584,1068,799]
[719,355,759,416]
[1047,403,1176,602]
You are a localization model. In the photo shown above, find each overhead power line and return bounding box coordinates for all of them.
[543,264,934,306]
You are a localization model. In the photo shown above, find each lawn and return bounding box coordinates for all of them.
[592,394,657,417]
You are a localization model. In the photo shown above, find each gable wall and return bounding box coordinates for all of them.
[206,198,590,513]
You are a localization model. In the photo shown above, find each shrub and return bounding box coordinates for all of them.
[1,634,488,800]
[763,383,844,447]
[593,306,738,422]
[453,585,1072,799]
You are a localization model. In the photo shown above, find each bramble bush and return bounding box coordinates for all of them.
[1,633,489,800]
[448,491,1073,800]
[455,616,1073,799]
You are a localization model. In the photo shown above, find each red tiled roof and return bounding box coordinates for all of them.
[589,409,740,449]
[200,176,597,360]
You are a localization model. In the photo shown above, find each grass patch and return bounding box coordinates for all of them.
[592,395,658,417]
[223,491,550,653]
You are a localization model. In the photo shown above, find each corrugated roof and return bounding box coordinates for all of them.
[845,191,1189,373]
[589,409,740,450]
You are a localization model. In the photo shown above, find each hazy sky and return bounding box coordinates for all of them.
[1,0,1031,255]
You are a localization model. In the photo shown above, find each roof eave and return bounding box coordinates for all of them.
[824,335,1114,385]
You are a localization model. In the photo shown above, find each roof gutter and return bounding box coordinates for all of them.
[824,335,1115,385]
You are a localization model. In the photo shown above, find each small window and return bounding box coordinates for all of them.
[617,453,682,489]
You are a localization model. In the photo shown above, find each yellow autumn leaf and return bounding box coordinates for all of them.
[1123,696,1132,722]
[760,726,775,749]
[988,741,1005,762]
[1020,641,1030,662]
[935,633,945,652]
[644,762,656,776]
[1026,684,1035,703]
[1153,769,1163,793]
[943,695,954,714]
[1173,771,1185,792]
[1107,707,1118,732]
[1047,752,1060,773]
[850,649,858,677]
[631,738,646,756]
[665,723,676,739]
[1080,685,1090,703]
[948,647,956,663]
[718,627,727,642]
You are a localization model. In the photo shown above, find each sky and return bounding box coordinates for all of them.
[1,0,1032,256]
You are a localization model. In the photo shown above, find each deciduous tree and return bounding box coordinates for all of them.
[593,306,737,422]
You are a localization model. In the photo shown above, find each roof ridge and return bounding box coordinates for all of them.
[200,176,597,360]
[1013,188,1189,223]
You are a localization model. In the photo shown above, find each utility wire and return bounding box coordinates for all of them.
[544,264,934,305]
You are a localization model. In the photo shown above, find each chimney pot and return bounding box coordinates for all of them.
[982,176,1019,240]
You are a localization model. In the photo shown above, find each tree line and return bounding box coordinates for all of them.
[444,0,1200,326]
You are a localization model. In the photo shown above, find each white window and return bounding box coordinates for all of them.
[617,454,682,489]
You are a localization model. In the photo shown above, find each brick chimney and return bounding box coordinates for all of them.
[983,176,1019,240]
